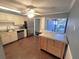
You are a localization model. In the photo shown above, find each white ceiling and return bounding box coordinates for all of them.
[0,0,75,15]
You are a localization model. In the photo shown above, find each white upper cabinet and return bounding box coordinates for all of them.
[14,16,24,25]
[0,13,7,22]
[0,12,25,25]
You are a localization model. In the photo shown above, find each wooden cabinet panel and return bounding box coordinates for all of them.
[40,37,47,50]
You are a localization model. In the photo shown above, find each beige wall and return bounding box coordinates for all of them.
[66,0,79,58]
[40,17,46,32]
[45,13,69,18]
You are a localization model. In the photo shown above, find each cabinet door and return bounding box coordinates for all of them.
[0,13,6,22]
[47,39,55,54]
[18,16,24,25]
[40,37,47,50]
[55,40,65,58]
[14,16,24,25]
[1,32,18,45]
[1,33,10,45]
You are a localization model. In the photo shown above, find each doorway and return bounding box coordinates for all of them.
[34,19,41,36]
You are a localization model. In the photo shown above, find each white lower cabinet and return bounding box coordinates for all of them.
[1,31,18,45]
[0,29,27,45]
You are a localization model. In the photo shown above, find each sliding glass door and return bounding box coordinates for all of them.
[47,18,67,33]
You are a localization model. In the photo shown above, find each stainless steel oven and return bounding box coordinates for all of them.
[17,30,24,39]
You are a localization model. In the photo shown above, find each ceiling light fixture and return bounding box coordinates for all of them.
[24,9,35,18]
[0,6,21,13]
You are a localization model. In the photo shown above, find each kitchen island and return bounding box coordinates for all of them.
[39,32,68,59]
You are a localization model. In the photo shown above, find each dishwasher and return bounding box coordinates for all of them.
[17,30,24,39]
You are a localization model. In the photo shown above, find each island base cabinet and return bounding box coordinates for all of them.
[40,36,66,59]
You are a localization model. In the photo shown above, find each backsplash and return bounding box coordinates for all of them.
[0,22,20,31]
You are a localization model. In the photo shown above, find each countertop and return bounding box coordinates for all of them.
[14,29,26,31]
[39,32,68,44]
[0,28,26,32]
[0,28,26,40]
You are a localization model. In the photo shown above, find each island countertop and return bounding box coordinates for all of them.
[39,32,68,44]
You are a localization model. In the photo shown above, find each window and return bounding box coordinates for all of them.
[47,18,67,33]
